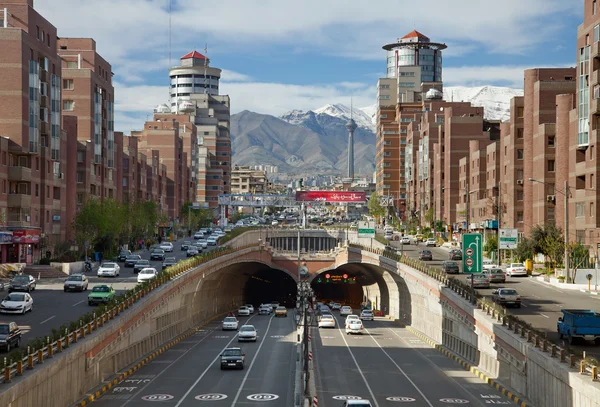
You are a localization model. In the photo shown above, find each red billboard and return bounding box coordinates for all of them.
[295,191,366,203]
[12,229,41,244]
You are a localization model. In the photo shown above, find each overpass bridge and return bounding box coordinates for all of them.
[0,229,599,407]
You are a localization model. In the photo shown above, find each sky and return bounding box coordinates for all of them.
[35,0,583,132]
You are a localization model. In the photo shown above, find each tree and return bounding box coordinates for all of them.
[514,237,535,262]
[530,223,564,258]
[423,207,434,227]
[483,235,498,258]
[368,195,386,220]
[568,242,590,283]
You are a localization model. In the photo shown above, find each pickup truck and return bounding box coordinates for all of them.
[557,309,600,345]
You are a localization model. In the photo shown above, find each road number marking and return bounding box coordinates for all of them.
[141,394,175,401]
[270,335,285,338]
[440,398,470,404]
[333,395,363,400]
[386,396,416,402]
[213,336,230,339]
[246,393,279,401]
[195,393,228,401]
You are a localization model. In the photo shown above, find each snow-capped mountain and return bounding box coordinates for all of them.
[313,103,376,131]
[442,86,523,122]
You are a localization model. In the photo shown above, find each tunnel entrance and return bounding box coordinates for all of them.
[310,269,374,307]
[243,267,297,308]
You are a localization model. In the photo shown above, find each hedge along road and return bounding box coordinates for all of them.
[3,237,221,348]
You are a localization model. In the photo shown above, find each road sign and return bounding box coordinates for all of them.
[462,233,482,274]
[499,228,518,249]
[358,221,375,238]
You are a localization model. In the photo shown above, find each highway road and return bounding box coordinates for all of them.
[1,237,219,346]
[89,310,297,406]
[314,313,517,407]
[387,238,600,357]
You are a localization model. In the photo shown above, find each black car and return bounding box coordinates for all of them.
[441,261,460,274]
[449,249,462,260]
[162,257,177,270]
[220,347,245,370]
[8,275,36,293]
[0,322,21,352]
[124,255,142,267]
[118,250,132,262]
[181,241,192,251]
[150,249,165,261]
[133,260,151,273]
[419,250,433,261]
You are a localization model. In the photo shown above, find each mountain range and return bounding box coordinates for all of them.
[230,85,524,177]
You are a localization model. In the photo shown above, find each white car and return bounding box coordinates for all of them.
[0,292,33,314]
[271,220,279,226]
[238,325,257,342]
[197,239,208,248]
[207,238,217,246]
[64,274,88,292]
[238,306,250,316]
[137,268,158,283]
[360,309,374,321]
[97,262,120,277]
[193,231,204,239]
[401,236,411,245]
[345,318,364,335]
[245,304,254,314]
[258,304,272,315]
[331,303,341,311]
[483,263,500,270]
[222,316,239,330]
[340,306,352,316]
[159,242,173,252]
[506,263,527,277]
[425,238,437,247]
[318,314,336,328]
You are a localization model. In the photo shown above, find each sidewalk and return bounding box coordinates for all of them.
[529,274,600,295]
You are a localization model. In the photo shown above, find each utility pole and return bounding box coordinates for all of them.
[497,184,502,266]
[466,183,470,233]
[564,179,570,283]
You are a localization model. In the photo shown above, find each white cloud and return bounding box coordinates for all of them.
[444,64,575,88]
[220,69,253,82]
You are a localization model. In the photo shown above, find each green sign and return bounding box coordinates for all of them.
[357,221,375,238]
[462,233,483,273]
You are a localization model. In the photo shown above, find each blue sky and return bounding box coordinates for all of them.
[36,0,583,131]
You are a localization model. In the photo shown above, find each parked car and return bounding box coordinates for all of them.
[133,260,151,274]
[220,347,245,370]
[441,261,460,274]
[0,321,21,352]
[0,292,33,314]
[448,249,462,260]
[137,268,158,284]
[482,268,506,283]
[150,249,165,261]
[8,275,36,293]
[97,262,120,277]
[124,255,142,267]
[162,257,177,270]
[419,250,433,261]
[88,285,115,305]
[466,273,491,289]
[425,238,437,247]
[492,288,521,308]
[238,325,257,342]
[118,250,132,262]
[64,274,88,292]
[506,263,527,277]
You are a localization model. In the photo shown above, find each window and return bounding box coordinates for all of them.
[591,202,595,217]
[548,159,555,172]
[399,71,415,77]
[548,206,555,221]
[517,128,523,139]
[379,84,390,90]
[63,100,74,111]
[517,149,524,160]
[517,211,524,222]
[1,180,5,194]
[595,24,600,43]
[576,202,585,217]
[35,184,39,197]
[595,0,598,15]
[517,107,524,118]
[517,169,524,180]
[63,79,74,90]
[76,172,84,184]
[517,190,523,201]
[66,61,77,69]
[36,26,40,39]
[77,193,83,204]
[548,136,555,147]
[398,82,415,88]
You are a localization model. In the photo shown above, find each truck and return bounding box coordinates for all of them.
[557,309,600,345]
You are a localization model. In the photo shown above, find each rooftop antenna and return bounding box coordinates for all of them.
[204,42,208,94]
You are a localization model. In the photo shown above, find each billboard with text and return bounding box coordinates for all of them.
[295,191,366,203]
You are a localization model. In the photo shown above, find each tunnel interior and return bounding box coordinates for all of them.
[310,266,378,307]
[242,266,297,308]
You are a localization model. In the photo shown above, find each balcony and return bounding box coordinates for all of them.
[40,94,48,108]
[40,121,49,135]
[8,193,31,208]
[593,41,600,59]
[40,69,48,83]
[8,166,31,182]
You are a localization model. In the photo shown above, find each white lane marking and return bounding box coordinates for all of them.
[539,314,550,319]
[72,300,85,307]
[531,295,541,299]
[121,315,257,407]
[332,315,381,407]
[230,314,276,407]
[40,315,55,324]
[520,304,528,308]
[361,326,434,407]
[527,278,564,292]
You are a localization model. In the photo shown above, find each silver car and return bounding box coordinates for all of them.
[238,325,257,342]
[64,274,88,292]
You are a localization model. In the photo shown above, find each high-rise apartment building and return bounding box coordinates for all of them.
[230,166,268,195]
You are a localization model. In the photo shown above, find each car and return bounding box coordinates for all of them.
[133,259,151,274]
[137,268,158,284]
[8,275,36,293]
[419,250,433,261]
[245,304,254,314]
[186,247,199,257]
[193,243,204,252]
[331,303,341,311]
[401,236,411,245]
[425,238,437,247]
[414,234,424,242]
[319,305,331,315]
[466,273,491,288]
[483,268,506,283]
[384,233,393,240]
[342,401,373,406]
[220,347,245,370]
[318,314,336,328]
[345,318,364,335]
[97,262,120,277]
[270,301,280,310]
[360,309,374,321]
[345,315,360,323]
[162,257,177,270]
[193,232,204,240]
[340,306,353,316]
[238,306,250,316]
[196,239,208,249]
[0,292,33,314]
[441,261,460,274]
[150,249,165,261]
[181,241,192,250]
[88,285,115,305]
[483,263,500,270]
[222,316,239,330]
[159,242,173,252]
[207,238,217,246]
[492,288,521,307]
[506,263,527,277]
[258,304,272,315]
[124,255,142,267]
[0,322,21,352]
[271,220,279,226]
[275,306,288,317]
[117,250,132,262]
[64,274,88,292]
[238,325,257,342]
[448,249,462,260]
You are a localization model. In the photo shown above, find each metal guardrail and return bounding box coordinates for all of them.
[349,243,600,382]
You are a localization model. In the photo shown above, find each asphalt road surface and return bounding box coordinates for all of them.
[1,237,219,346]
[314,313,517,407]
[389,239,600,358]
[89,310,297,407]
